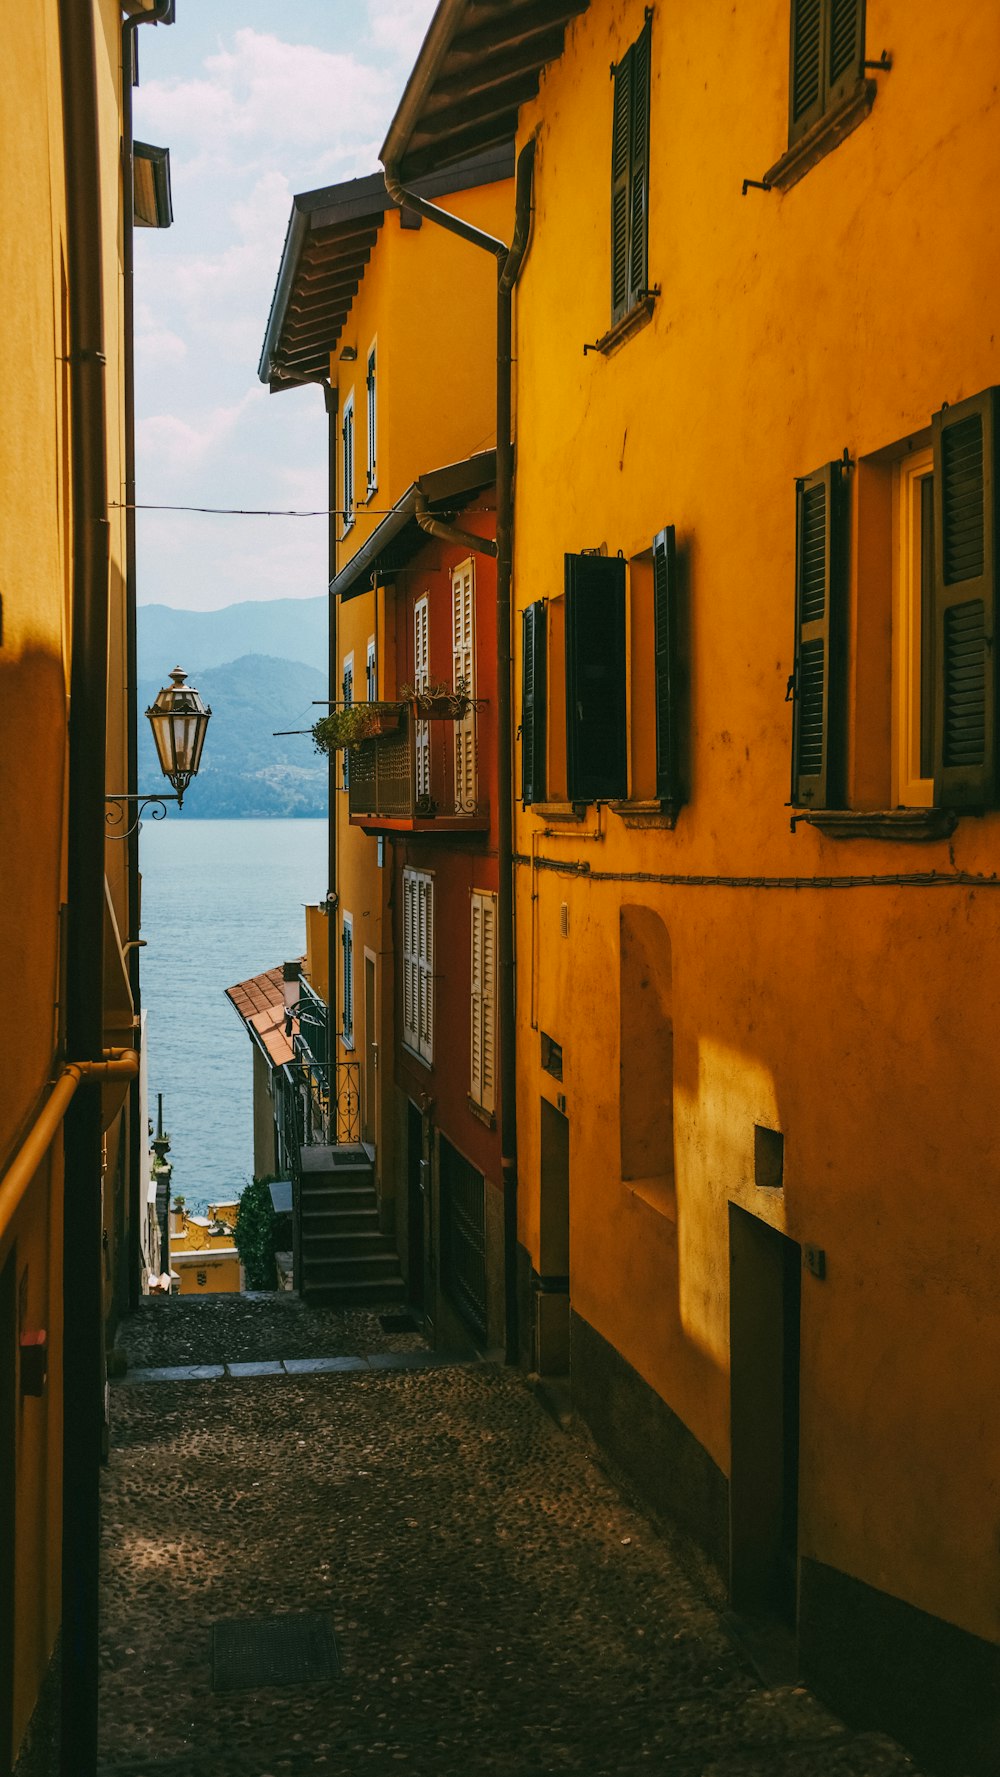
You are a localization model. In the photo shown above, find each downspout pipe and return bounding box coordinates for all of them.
[57,2,110,1771]
[122,0,173,1320]
[414,495,498,559]
[324,379,340,1124]
[383,139,536,1366]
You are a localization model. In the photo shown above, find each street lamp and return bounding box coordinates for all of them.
[145,667,211,805]
[105,665,212,838]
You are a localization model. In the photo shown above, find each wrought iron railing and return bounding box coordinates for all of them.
[348,708,488,822]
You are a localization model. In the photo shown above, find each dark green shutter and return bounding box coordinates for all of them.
[653,526,683,808]
[789,0,825,142]
[521,602,547,806]
[790,461,847,808]
[611,46,633,323]
[931,387,999,809]
[827,0,864,107]
[628,18,651,308]
[565,554,627,802]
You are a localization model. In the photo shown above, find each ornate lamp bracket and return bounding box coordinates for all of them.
[104,792,181,840]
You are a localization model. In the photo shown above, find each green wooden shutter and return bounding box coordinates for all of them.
[628,18,651,310]
[826,0,864,109]
[789,0,825,144]
[610,45,633,324]
[931,388,999,809]
[521,602,547,806]
[653,525,683,809]
[790,461,847,808]
[565,554,627,802]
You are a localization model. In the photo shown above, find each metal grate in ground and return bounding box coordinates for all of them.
[211,1611,339,1692]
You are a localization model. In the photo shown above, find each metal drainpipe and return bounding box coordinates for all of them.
[324,381,340,1112]
[382,141,536,1364]
[57,0,110,1769]
[121,0,171,1316]
[414,496,498,559]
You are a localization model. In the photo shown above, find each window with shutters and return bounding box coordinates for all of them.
[413,596,430,804]
[341,391,355,534]
[790,462,848,810]
[930,389,998,810]
[470,889,497,1117]
[788,0,865,146]
[402,867,433,1066]
[366,343,377,496]
[623,533,685,815]
[452,559,477,812]
[893,449,935,808]
[521,601,548,805]
[341,913,354,1047]
[342,653,354,791]
[366,636,377,703]
[610,15,651,328]
[565,553,628,803]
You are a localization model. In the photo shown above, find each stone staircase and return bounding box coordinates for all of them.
[298,1144,405,1305]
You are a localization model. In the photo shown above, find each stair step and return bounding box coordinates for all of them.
[302,1207,380,1235]
[302,1251,403,1283]
[301,1185,377,1213]
[302,1230,396,1258]
[303,1277,407,1307]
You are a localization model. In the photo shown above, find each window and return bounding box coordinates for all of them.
[790,460,848,810]
[341,913,354,1046]
[402,868,433,1065]
[341,392,355,532]
[788,0,865,147]
[413,596,430,803]
[610,15,651,326]
[565,553,628,802]
[470,890,496,1116]
[342,652,354,790]
[366,344,377,495]
[931,389,998,810]
[366,635,377,703]
[521,602,547,805]
[452,559,477,811]
[893,448,935,808]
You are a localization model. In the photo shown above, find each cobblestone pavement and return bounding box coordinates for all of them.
[116,1295,429,1369]
[99,1303,924,1777]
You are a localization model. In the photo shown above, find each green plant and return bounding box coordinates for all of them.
[234,1176,278,1290]
[399,678,471,719]
[171,1195,185,1212]
[311,702,401,756]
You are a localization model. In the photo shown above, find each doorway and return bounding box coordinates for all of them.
[406,1101,425,1313]
[1,1252,15,1777]
[536,1099,570,1375]
[729,1205,801,1629]
[363,953,377,1149]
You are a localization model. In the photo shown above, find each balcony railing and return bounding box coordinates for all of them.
[347,708,488,830]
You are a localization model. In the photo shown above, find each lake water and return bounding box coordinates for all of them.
[139,818,328,1212]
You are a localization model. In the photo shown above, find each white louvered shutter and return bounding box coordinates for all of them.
[470,892,484,1105]
[417,874,434,1063]
[480,892,496,1114]
[452,559,477,810]
[414,596,430,801]
[402,872,419,1052]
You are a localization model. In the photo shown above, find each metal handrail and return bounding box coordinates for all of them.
[0,1050,140,1244]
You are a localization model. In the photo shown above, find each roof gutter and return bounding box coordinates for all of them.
[381,135,536,1368]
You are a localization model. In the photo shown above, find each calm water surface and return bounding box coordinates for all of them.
[139,819,327,1212]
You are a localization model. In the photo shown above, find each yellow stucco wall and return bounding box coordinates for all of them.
[329,177,511,1185]
[0,0,134,1757]
[513,0,1000,1647]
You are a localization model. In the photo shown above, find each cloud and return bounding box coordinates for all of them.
[136,388,264,476]
[368,0,438,64]
[134,301,187,366]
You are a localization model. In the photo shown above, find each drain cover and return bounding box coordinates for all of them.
[212,1612,339,1691]
[378,1312,419,1333]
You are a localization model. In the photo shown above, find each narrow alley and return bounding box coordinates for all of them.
[94,1298,921,1777]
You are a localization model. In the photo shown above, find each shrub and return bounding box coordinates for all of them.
[234,1176,278,1291]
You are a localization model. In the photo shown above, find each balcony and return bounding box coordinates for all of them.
[347,708,489,835]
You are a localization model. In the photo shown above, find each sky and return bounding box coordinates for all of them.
[132,0,436,611]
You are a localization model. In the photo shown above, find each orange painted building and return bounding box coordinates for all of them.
[383,4,1000,1771]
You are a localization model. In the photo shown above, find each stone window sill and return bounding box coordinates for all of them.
[763,79,877,193]
[529,801,588,823]
[610,798,680,830]
[467,1095,495,1130]
[589,295,656,359]
[791,808,958,842]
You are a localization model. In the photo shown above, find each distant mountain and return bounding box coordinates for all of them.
[138,655,329,819]
[138,596,327,680]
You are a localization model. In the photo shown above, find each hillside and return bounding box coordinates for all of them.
[138,655,328,819]
[138,595,327,679]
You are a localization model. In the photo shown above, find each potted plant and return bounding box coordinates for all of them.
[311,701,402,757]
[399,678,472,721]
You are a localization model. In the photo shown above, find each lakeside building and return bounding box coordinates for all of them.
[379,3,1000,1772]
[258,153,512,1324]
[168,1203,241,1297]
[0,1,175,1769]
